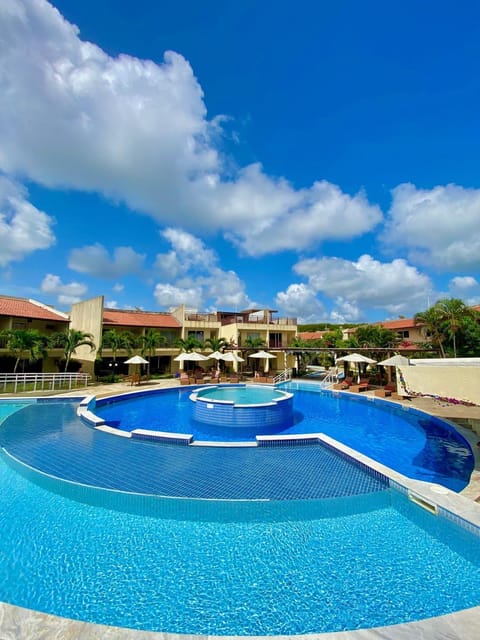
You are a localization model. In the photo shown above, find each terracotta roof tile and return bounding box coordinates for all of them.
[298,331,327,340]
[374,318,418,330]
[103,308,180,329]
[0,296,69,322]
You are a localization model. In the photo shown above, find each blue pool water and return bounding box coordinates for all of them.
[194,384,288,404]
[0,451,479,636]
[94,384,474,491]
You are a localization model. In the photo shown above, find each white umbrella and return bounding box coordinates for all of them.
[248,350,277,360]
[221,352,245,363]
[174,352,208,362]
[208,351,226,360]
[124,355,149,365]
[378,355,410,367]
[335,353,377,364]
[248,350,276,374]
[335,353,376,384]
[124,354,149,384]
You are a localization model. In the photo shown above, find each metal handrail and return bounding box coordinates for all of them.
[0,372,91,394]
[273,369,292,384]
[320,370,336,389]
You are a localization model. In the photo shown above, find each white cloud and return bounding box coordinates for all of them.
[275,284,325,323]
[383,183,480,270]
[0,1,382,257]
[292,254,432,317]
[154,228,217,278]
[40,273,87,305]
[224,177,382,256]
[68,243,145,278]
[0,176,55,266]
[112,283,124,292]
[449,276,478,290]
[153,230,252,310]
[153,283,204,310]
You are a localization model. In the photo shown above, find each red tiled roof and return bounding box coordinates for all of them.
[298,331,327,340]
[374,318,418,330]
[102,308,180,329]
[0,296,69,322]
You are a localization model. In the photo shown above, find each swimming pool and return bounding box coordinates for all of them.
[0,395,479,636]
[92,383,474,491]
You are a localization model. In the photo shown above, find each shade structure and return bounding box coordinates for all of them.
[378,355,410,367]
[174,352,209,362]
[335,353,377,364]
[207,351,226,360]
[335,353,376,384]
[221,352,245,363]
[248,350,277,360]
[124,355,149,365]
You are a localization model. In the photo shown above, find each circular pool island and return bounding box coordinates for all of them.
[190,384,294,437]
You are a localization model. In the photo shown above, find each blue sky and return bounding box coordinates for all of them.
[1,0,479,323]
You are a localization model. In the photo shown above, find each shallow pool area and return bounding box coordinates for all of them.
[90,383,475,491]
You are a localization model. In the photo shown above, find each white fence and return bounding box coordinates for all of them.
[0,373,91,394]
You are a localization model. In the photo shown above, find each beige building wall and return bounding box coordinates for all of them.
[398,365,480,405]
[69,296,104,373]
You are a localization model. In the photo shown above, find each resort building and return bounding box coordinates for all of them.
[0,295,69,372]
[0,295,298,376]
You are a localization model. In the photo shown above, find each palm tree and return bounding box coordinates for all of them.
[174,336,203,352]
[139,329,167,372]
[435,298,477,358]
[414,306,446,357]
[52,329,96,372]
[101,329,137,364]
[0,329,48,373]
[203,336,228,353]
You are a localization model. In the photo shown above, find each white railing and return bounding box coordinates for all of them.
[320,370,337,389]
[0,373,91,394]
[273,369,292,384]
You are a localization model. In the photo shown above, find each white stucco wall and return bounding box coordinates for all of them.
[398,364,480,405]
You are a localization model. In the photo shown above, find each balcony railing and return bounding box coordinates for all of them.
[185,313,218,323]
[0,373,91,394]
[221,317,297,326]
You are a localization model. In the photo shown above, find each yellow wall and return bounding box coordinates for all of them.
[69,296,104,372]
[398,365,480,405]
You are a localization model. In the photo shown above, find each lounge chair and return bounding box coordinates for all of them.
[349,378,370,393]
[333,376,354,390]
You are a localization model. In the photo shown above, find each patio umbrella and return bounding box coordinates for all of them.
[174,352,208,362]
[124,355,149,365]
[335,353,376,383]
[248,350,276,373]
[124,354,149,382]
[378,355,410,367]
[221,352,245,363]
[174,351,209,372]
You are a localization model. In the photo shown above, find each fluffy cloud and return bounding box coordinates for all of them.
[275,284,325,323]
[290,254,432,318]
[0,176,55,266]
[153,283,204,310]
[0,0,382,256]
[153,229,251,310]
[382,183,480,270]
[224,178,382,256]
[68,243,145,278]
[449,276,478,290]
[40,273,87,305]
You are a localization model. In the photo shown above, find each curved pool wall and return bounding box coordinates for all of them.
[83,384,475,491]
[190,384,294,436]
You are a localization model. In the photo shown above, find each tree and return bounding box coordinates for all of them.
[174,336,203,352]
[139,329,167,372]
[0,329,48,373]
[354,325,398,348]
[435,298,477,358]
[52,329,96,372]
[414,306,446,357]
[203,336,228,353]
[101,329,138,364]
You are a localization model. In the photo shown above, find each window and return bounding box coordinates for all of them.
[188,330,204,341]
[397,330,410,339]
